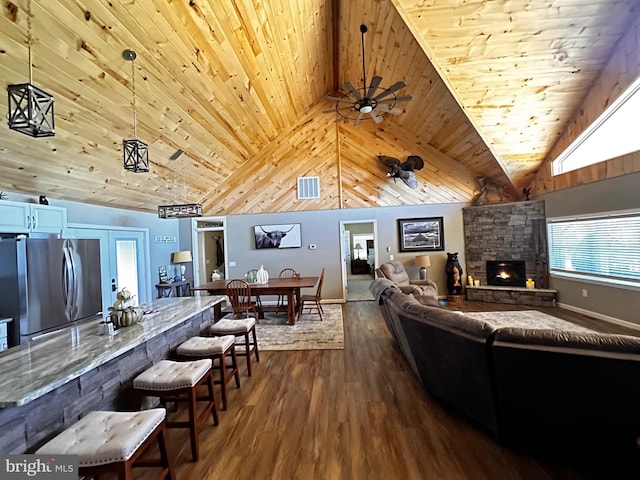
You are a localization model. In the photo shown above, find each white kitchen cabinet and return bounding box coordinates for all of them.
[0,320,9,352]
[0,200,67,235]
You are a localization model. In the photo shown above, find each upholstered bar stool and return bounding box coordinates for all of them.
[36,408,175,480]
[133,359,217,462]
[208,318,260,377]
[177,335,241,410]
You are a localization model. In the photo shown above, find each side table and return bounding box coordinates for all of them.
[155,280,191,299]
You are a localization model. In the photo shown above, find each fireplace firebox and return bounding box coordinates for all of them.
[486,260,526,287]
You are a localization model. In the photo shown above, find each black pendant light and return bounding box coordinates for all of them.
[7,0,55,138]
[157,149,202,219]
[122,49,149,173]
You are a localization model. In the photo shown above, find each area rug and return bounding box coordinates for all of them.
[461,310,596,333]
[254,304,344,351]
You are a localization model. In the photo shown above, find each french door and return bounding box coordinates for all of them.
[66,227,149,313]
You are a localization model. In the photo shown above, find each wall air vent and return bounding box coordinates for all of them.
[297,176,320,199]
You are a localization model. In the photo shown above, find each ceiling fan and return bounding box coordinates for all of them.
[325,24,412,126]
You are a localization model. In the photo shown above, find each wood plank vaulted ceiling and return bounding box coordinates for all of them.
[1,0,638,215]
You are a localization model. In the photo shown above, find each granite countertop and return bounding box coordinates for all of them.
[0,296,224,408]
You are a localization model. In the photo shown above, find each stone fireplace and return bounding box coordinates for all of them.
[463,200,556,306]
[463,200,548,288]
[486,260,526,287]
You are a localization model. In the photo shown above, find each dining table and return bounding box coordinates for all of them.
[192,276,319,325]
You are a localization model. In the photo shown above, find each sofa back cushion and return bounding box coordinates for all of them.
[387,291,500,434]
[494,327,640,354]
[391,291,495,337]
[368,278,399,304]
[492,327,640,471]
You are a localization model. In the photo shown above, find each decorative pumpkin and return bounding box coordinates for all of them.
[108,288,143,328]
[256,265,269,283]
[116,288,132,301]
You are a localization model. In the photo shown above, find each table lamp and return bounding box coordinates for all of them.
[415,254,431,280]
[171,250,192,281]
[354,243,363,260]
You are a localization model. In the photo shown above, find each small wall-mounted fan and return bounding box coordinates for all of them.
[325,24,412,125]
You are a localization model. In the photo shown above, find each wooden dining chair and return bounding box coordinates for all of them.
[277,268,298,313]
[226,279,259,319]
[297,268,325,321]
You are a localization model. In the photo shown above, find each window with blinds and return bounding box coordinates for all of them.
[547,212,640,287]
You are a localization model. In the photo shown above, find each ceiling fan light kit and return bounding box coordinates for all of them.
[122,49,149,173]
[7,0,55,138]
[326,24,412,126]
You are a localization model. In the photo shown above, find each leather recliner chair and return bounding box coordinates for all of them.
[377,260,439,305]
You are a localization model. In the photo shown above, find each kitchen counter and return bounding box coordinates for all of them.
[0,296,224,408]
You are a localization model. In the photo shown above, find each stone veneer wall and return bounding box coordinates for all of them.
[0,307,213,454]
[463,200,546,285]
[466,287,556,307]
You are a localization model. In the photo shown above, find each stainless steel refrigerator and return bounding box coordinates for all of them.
[0,237,103,346]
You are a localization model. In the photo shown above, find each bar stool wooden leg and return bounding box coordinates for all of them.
[177,335,240,411]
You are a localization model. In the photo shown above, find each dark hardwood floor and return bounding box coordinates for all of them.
[135,300,638,480]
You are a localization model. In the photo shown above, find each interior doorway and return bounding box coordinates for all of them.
[340,220,376,302]
[191,216,227,288]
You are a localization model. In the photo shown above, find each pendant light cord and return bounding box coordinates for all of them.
[131,59,138,139]
[360,25,367,95]
[27,0,33,84]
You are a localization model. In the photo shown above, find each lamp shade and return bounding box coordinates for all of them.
[415,255,431,267]
[354,243,363,250]
[171,251,192,264]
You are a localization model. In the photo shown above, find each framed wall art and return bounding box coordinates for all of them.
[158,265,170,283]
[397,217,444,252]
[254,223,302,249]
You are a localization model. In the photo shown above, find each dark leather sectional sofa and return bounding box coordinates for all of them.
[370,278,640,474]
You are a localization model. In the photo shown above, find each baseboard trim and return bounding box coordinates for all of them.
[557,302,640,332]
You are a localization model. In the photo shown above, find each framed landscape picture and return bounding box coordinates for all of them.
[397,217,444,252]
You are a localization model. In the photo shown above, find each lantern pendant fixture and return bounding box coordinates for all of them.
[158,150,202,219]
[7,0,55,138]
[122,49,149,173]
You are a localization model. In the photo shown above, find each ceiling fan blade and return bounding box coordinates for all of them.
[376,95,412,105]
[369,111,384,124]
[324,105,357,115]
[367,76,383,99]
[376,104,404,115]
[343,82,362,100]
[373,81,407,101]
[326,95,355,103]
[354,111,365,126]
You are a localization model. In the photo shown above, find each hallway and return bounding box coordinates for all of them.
[346,274,374,302]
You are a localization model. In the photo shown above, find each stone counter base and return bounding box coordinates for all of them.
[0,306,214,454]
[466,286,557,307]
